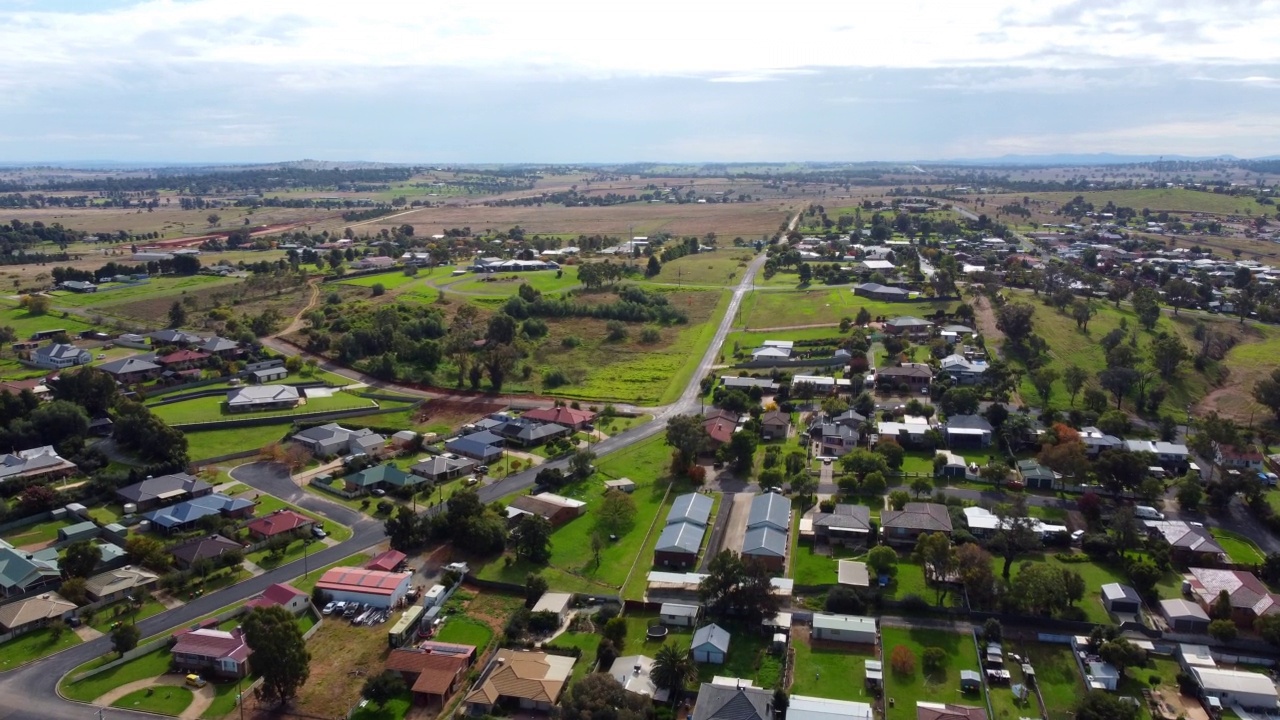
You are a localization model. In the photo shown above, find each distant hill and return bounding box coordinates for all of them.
[922,153,1241,166]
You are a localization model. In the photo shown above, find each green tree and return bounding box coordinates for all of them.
[666,414,707,469]
[597,489,638,534]
[1075,690,1139,720]
[361,671,406,708]
[1098,639,1147,678]
[993,496,1040,579]
[888,489,910,510]
[727,432,757,472]
[1253,367,1280,421]
[646,255,661,277]
[651,643,697,703]
[513,514,553,564]
[996,303,1035,344]
[168,301,186,328]
[910,477,933,499]
[60,540,102,579]
[913,532,955,605]
[59,576,88,605]
[1254,613,1280,646]
[111,623,140,656]
[1132,287,1161,330]
[866,545,898,577]
[698,550,782,625]
[1176,473,1203,512]
[243,605,311,708]
[1063,365,1088,407]
[1209,619,1238,642]
[1031,367,1059,408]
[569,449,596,479]
[560,673,654,720]
[1150,333,1188,377]
[874,439,905,470]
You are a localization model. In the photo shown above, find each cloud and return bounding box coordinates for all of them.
[954,114,1280,157]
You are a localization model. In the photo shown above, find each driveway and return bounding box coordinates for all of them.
[89,674,216,720]
[229,461,367,529]
[712,493,754,560]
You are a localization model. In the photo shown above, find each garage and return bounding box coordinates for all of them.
[314,567,412,608]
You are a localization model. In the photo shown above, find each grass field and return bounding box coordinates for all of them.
[735,288,954,329]
[1211,528,1266,565]
[61,647,173,702]
[111,686,194,715]
[1014,188,1267,217]
[0,626,82,670]
[442,269,582,296]
[791,541,865,587]
[434,616,494,648]
[789,632,879,701]
[999,552,1183,623]
[1200,330,1280,421]
[349,692,412,720]
[88,595,168,633]
[881,627,984,720]
[1021,642,1086,720]
[0,302,96,339]
[474,435,682,593]
[47,275,237,308]
[150,391,376,425]
[185,423,296,461]
[336,271,421,291]
[639,251,758,288]
[0,517,74,548]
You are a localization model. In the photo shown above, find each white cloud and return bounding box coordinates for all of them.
[953,114,1280,157]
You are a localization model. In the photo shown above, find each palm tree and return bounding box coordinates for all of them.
[651,643,696,704]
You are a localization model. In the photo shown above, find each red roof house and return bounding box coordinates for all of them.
[156,349,211,369]
[365,550,407,573]
[246,509,314,540]
[703,417,736,447]
[385,645,476,707]
[171,627,252,679]
[521,407,597,430]
[245,582,310,615]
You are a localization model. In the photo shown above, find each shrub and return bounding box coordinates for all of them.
[640,328,661,343]
[543,369,569,389]
[562,336,582,348]
[922,647,947,672]
[890,645,916,675]
[371,283,386,297]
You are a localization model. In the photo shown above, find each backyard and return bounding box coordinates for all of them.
[789,629,879,701]
[880,627,984,720]
[1020,641,1087,720]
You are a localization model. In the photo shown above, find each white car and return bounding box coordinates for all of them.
[1134,505,1164,521]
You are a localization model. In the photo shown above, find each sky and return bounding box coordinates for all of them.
[2,0,1279,163]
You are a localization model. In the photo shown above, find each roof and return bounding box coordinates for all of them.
[1101,583,1141,604]
[945,415,993,432]
[692,623,731,652]
[447,430,505,451]
[667,493,714,527]
[156,349,210,364]
[34,343,87,362]
[522,406,596,426]
[1161,598,1210,622]
[747,493,791,531]
[742,526,787,557]
[200,336,239,353]
[531,592,572,615]
[509,495,578,522]
[0,592,76,630]
[410,455,475,477]
[365,550,407,572]
[147,329,203,345]
[704,418,736,445]
[878,364,933,379]
[789,695,874,720]
[97,356,161,376]
[812,504,872,532]
[84,566,159,598]
[143,493,254,529]
[882,502,953,533]
[761,410,790,426]
[813,613,876,635]
[940,355,988,374]
[250,582,307,609]
[292,423,367,445]
[227,384,300,408]
[170,535,244,565]
[917,703,988,720]
[245,509,313,537]
[1144,520,1225,555]
[838,560,871,587]
[0,446,75,480]
[117,473,210,504]
[660,603,700,617]
[1188,567,1280,616]
[0,547,59,591]
[1191,667,1279,699]
[855,282,909,295]
[1016,459,1057,481]
[346,464,415,488]
[465,649,572,707]
[315,567,411,597]
[691,682,772,720]
[172,627,251,663]
[885,316,933,328]
[656,522,706,554]
[607,655,669,701]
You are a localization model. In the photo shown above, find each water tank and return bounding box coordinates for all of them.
[122,503,138,515]
[138,520,151,532]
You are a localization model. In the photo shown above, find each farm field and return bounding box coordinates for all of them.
[735,288,954,330]
[881,627,984,720]
[1009,188,1268,217]
[638,250,758,288]
[149,391,377,425]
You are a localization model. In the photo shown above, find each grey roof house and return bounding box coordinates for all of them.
[881,502,953,546]
[691,681,773,720]
[116,473,212,511]
[0,446,78,483]
[32,343,91,369]
[811,504,873,546]
[226,384,301,413]
[691,623,731,664]
[291,423,376,457]
[944,415,993,448]
[445,431,504,462]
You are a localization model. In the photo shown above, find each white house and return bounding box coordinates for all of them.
[1191,667,1279,710]
[788,696,874,720]
[531,592,573,623]
[811,614,877,644]
[659,602,700,627]
[32,343,91,369]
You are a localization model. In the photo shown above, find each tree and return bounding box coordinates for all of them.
[1098,638,1147,678]
[993,496,1040,579]
[888,489,910,510]
[111,623,140,656]
[698,550,782,625]
[1209,619,1239,642]
[1107,279,1133,308]
[1163,278,1197,316]
[652,643,697,703]
[890,645,916,675]
[569,449,596,479]
[866,546,898,577]
[874,438,905,470]
[1132,287,1161,330]
[1063,365,1088,407]
[914,532,955,605]
[362,671,406,709]
[560,673,654,720]
[1254,613,1280,646]
[666,415,707,469]
[525,573,549,607]
[62,540,102,579]
[207,213,221,226]
[1210,589,1233,620]
[862,471,888,496]
[1176,473,1203,512]
[1072,300,1096,331]
[1075,690,1139,720]
[727,432,757,472]
[513,514,553,564]
[1099,367,1140,409]
[1150,333,1188,377]
[922,647,947,672]
[59,576,88,605]
[646,255,661,277]
[168,301,186,328]
[598,489,638,534]
[1253,367,1280,421]
[243,606,310,707]
[956,543,998,610]
[996,303,1035,344]
[1030,367,1059,409]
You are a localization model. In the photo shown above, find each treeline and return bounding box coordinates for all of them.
[50,255,201,283]
[341,207,396,222]
[1,219,86,254]
[0,166,420,194]
[503,285,688,324]
[486,190,641,208]
[0,193,94,209]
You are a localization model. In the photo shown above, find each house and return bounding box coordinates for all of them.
[703,415,737,448]
[1016,459,1058,490]
[365,550,407,573]
[144,493,255,534]
[917,703,987,720]
[832,410,867,429]
[876,364,932,390]
[199,336,240,358]
[605,478,636,493]
[96,356,162,383]
[721,376,780,392]
[1160,599,1211,634]
[883,317,934,336]
[386,646,473,707]
[761,410,790,440]
[1217,444,1265,472]
[226,384,301,413]
[0,592,77,636]
[1190,667,1278,710]
[31,343,91,369]
[169,535,244,570]
[853,282,910,301]
[83,566,159,602]
[314,567,412,608]
[811,614,876,644]
[252,366,288,383]
[521,406,596,430]
[58,521,98,543]
[1123,440,1191,471]
[446,431,505,462]
[409,455,476,483]
[344,464,423,495]
[492,419,571,448]
[115,333,150,349]
[939,355,988,385]
[147,329,202,347]
[748,493,790,532]
[245,582,309,615]
[464,648,574,716]
[1185,567,1280,627]
[692,623,731,664]
[788,696,873,720]
[1143,520,1226,565]
[862,259,896,272]
[1079,427,1124,457]
[1178,643,1216,671]
[0,446,78,483]
[0,377,50,400]
[507,493,586,528]
[809,422,860,457]
[691,681,772,720]
[1101,583,1142,614]
[116,473,212,512]
[750,346,791,361]
[530,592,573,623]
[881,502,952,546]
[608,655,669,702]
[0,547,61,599]
[963,507,1066,541]
[246,509,314,540]
[668,493,714,526]
[354,256,396,270]
[58,280,97,293]
[291,423,380,458]
[659,602,700,627]
[655,494,713,568]
[743,493,790,571]
[810,504,872,546]
[156,349,210,370]
[944,415,993,448]
[171,627,252,679]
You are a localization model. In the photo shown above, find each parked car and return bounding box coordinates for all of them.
[311,525,327,539]
[476,465,489,474]
[185,675,207,688]
[1134,505,1165,521]
[322,601,337,615]
[371,488,386,497]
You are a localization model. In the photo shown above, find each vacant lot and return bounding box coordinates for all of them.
[735,289,954,329]
[1021,642,1085,720]
[639,251,758,288]
[441,268,582,297]
[185,423,297,461]
[881,627,983,720]
[1197,329,1280,422]
[288,615,390,719]
[0,517,74,549]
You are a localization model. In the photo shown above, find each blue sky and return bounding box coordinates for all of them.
[1,0,1279,163]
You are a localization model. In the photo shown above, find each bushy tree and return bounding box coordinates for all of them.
[559,673,654,720]
[243,605,311,707]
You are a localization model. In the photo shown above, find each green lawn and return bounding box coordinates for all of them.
[151,391,376,425]
[622,492,720,601]
[48,275,236,308]
[88,595,167,633]
[433,616,494,649]
[546,631,603,685]
[245,536,326,570]
[986,655,1032,720]
[61,646,175,702]
[111,686,194,716]
[444,269,582,297]
[789,633,878,701]
[1211,528,1266,565]
[883,556,935,604]
[791,542,865,587]
[624,612,694,659]
[0,302,96,341]
[999,552,1184,623]
[0,626,82,670]
[185,423,296,461]
[0,517,73,548]
[474,435,684,593]
[1021,642,1086,720]
[202,679,253,720]
[337,271,422,291]
[735,288,954,330]
[694,627,777,688]
[881,627,984,720]
[350,691,413,720]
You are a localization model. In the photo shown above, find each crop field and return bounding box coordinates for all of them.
[735,288,954,330]
[3,204,331,242]
[150,391,376,425]
[639,250,758,288]
[881,627,984,720]
[1002,189,1269,218]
